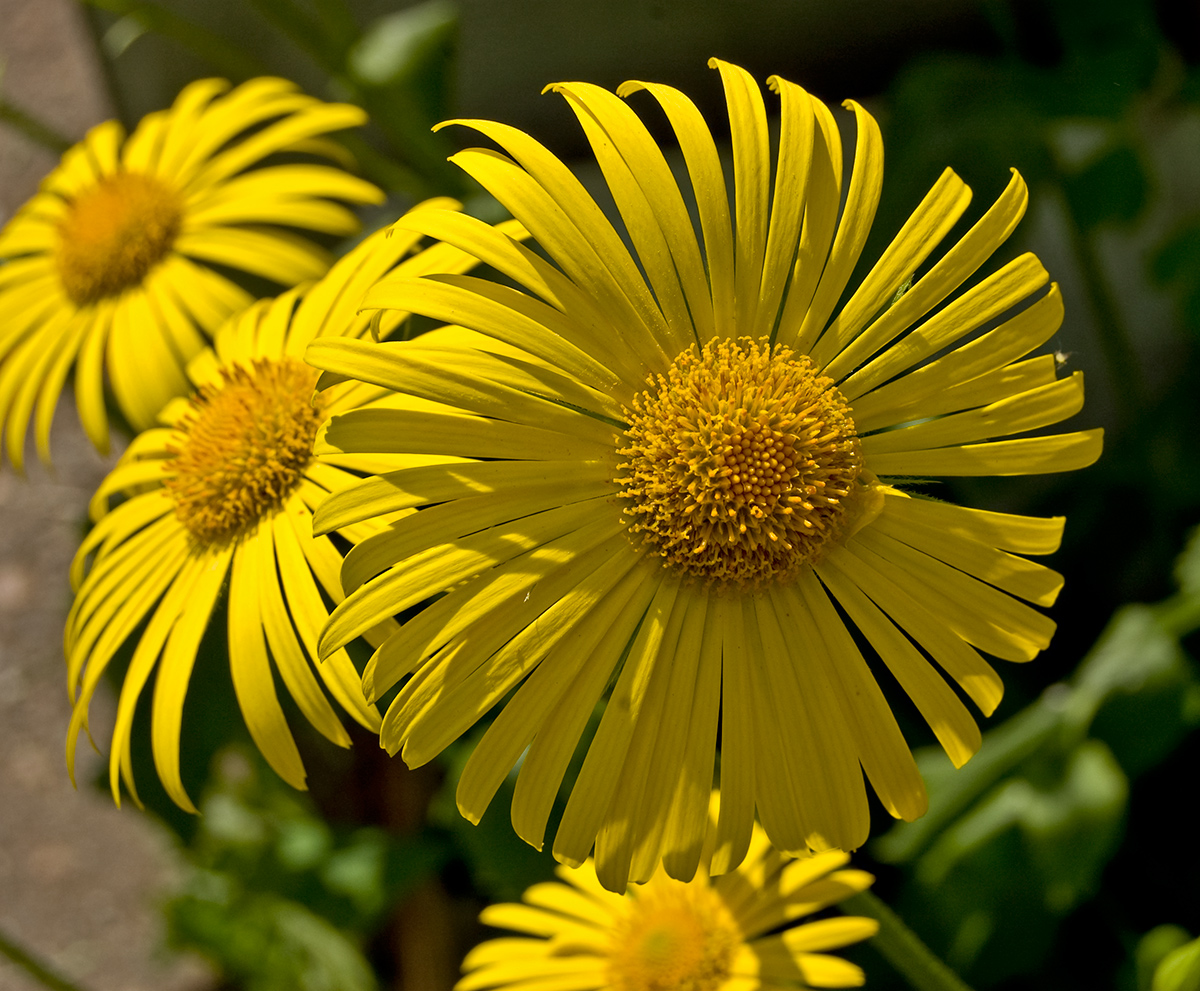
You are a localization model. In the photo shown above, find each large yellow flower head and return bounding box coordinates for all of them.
[0,76,384,471]
[307,60,1103,890]
[460,801,878,991]
[65,202,506,810]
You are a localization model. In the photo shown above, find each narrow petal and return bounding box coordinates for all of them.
[554,576,682,875]
[851,283,1062,433]
[794,101,883,349]
[827,541,1005,715]
[617,79,736,340]
[812,168,972,371]
[455,543,648,829]
[852,525,1055,662]
[816,555,981,768]
[226,528,307,790]
[512,564,661,851]
[862,373,1085,457]
[151,545,232,810]
[710,59,770,339]
[868,428,1104,477]
[711,595,756,876]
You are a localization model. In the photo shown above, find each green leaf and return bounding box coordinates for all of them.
[1139,926,1194,991]
[1154,937,1200,991]
[1173,526,1200,600]
[1081,606,1200,777]
[167,890,377,991]
[350,0,456,87]
[320,831,387,916]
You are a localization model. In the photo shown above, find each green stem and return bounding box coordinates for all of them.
[844,890,977,991]
[0,99,72,153]
[77,0,269,81]
[0,927,88,991]
[1157,592,1200,640]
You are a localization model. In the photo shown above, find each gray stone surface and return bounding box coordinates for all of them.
[0,2,212,988]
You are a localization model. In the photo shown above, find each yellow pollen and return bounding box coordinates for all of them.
[164,358,325,545]
[616,337,862,586]
[55,171,182,305]
[607,880,740,991]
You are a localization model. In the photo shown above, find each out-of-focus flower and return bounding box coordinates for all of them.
[0,77,382,469]
[460,801,878,991]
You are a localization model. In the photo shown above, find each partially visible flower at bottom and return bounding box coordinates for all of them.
[459,802,877,991]
[64,200,515,809]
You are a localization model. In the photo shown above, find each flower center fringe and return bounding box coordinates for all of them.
[606,880,740,991]
[617,337,862,586]
[55,171,182,305]
[164,358,325,545]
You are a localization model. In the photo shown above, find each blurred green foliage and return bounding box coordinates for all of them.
[78,0,465,201]
[1149,931,1200,991]
[165,747,446,989]
[874,527,1200,985]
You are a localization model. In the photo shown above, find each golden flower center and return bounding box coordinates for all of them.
[607,881,741,991]
[55,171,182,305]
[616,337,862,586]
[164,358,325,545]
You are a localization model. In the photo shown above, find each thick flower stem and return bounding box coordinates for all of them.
[0,99,71,153]
[843,890,977,991]
[0,927,87,991]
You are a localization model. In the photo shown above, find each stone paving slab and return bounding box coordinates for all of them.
[1,2,213,988]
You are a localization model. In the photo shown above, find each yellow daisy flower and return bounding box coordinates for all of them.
[65,202,512,810]
[460,802,878,991]
[307,60,1104,890]
[0,76,384,471]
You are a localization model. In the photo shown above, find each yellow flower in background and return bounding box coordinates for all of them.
[65,203,514,810]
[308,60,1103,890]
[0,76,383,470]
[460,804,878,991]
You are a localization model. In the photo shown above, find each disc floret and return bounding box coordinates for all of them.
[55,171,183,305]
[165,358,324,545]
[606,880,741,991]
[616,337,862,586]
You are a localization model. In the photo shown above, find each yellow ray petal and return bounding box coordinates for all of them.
[828,541,1005,715]
[812,168,972,371]
[795,101,883,349]
[873,497,1063,606]
[594,585,697,887]
[318,406,615,464]
[551,81,709,348]
[868,427,1104,477]
[821,169,1029,383]
[511,565,661,852]
[839,252,1049,401]
[862,372,1085,456]
[151,544,233,810]
[815,557,982,769]
[227,527,307,791]
[275,506,382,732]
[850,282,1061,432]
[554,576,681,875]
[400,534,640,768]
[436,118,673,351]
[617,79,735,340]
[711,594,756,876]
